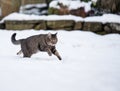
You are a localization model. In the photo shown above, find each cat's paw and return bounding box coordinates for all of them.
[58,56,62,60]
[48,52,52,56]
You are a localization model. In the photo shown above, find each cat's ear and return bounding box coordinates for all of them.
[55,32,57,36]
[47,32,51,38]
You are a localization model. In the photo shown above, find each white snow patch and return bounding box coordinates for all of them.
[19,4,47,15]
[91,0,98,3]
[84,14,120,24]
[50,0,92,12]
[21,3,47,9]
[0,13,84,23]
[1,13,120,24]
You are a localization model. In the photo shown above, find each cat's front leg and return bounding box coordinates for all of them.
[54,51,62,60]
[51,47,62,60]
[45,48,52,56]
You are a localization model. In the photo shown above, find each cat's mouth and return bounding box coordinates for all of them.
[47,43,56,46]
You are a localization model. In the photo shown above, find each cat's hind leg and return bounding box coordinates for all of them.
[22,48,32,58]
[22,49,32,58]
[21,44,32,58]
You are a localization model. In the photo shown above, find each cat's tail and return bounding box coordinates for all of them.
[11,33,21,45]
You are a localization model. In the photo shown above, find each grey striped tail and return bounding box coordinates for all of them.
[11,33,20,45]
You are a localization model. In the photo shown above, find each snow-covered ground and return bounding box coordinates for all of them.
[0,29,120,91]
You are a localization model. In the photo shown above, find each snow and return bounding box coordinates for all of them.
[19,4,47,15]
[49,0,92,12]
[91,0,98,3]
[84,14,120,24]
[1,13,120,24]
[20,3,47,9]
[0,29,120,91]
[0,13,84,23]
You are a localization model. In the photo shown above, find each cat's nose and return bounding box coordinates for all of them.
[53,40,57,43]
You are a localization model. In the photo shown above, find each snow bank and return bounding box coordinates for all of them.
[21,3,47,9]
[85,14,120,24]
[0,29,120,91]
[0,13,84,23]
[50,0,92,12]
[19,4,47,15]
[1,13,120,24]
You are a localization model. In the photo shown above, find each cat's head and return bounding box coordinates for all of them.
[46,32,58,46]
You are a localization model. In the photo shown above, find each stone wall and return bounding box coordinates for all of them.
[0,0,21,18]
[2,20,120,34]
[47,20,75,30]
[5,20,46,30]
[96,0,120,13]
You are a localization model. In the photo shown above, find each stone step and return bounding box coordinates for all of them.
[2,20,120,34]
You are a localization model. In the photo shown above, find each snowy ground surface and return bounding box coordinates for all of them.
[0,29,120,91]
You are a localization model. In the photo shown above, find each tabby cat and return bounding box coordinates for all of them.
[11,32,62,60]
